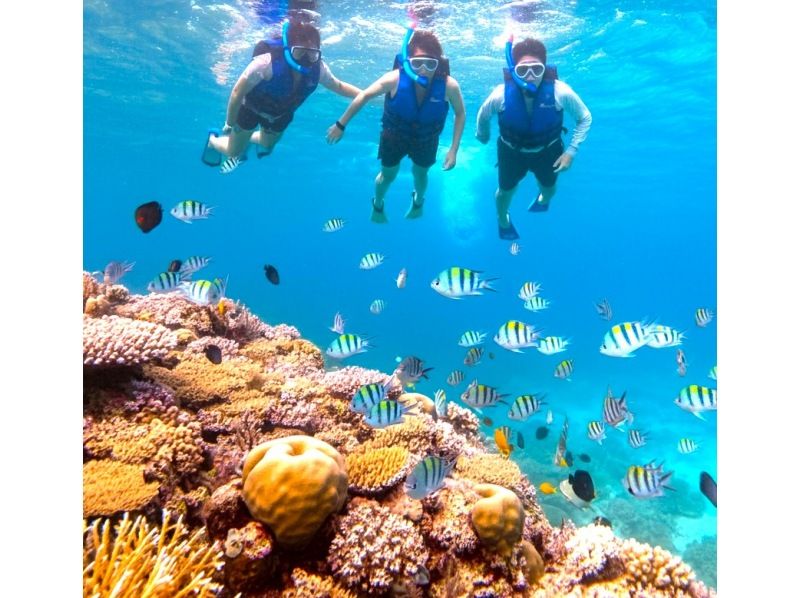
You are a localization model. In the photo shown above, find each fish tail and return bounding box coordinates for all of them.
[480,277,500,292]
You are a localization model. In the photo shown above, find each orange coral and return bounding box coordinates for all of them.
[282,569,359,598]
[456,453,522,488]
[346,446,410,496]
[83,460,159,517]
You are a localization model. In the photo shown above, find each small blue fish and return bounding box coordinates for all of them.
[365,399,409,428]
[405,455,455,499]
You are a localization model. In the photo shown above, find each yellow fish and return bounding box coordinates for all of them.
[217,299,229,317]
[494,427,513,459]
[539,482,558,495]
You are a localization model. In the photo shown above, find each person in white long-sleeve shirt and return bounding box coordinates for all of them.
[475,38,592,240]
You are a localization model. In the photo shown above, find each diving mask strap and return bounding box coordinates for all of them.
[401,27,429,87]
[505,36,538,93]
[282,21,310,74]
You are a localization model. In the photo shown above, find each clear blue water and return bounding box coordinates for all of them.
[85,0,717,586]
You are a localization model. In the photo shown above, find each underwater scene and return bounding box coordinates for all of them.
[83,0,717,595]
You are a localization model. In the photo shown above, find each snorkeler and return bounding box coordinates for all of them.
[325,28,466,223]
[475,37,592,240]
[202,19,360,173]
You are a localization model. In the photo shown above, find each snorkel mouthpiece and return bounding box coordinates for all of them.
[402,26,430,87]
[283,21,310,74]
[506,34,538,93]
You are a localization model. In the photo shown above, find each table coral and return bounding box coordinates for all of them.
[470,483,524,557]
[116,291,218,336]
[83,460,160,518]
[346,446,410,496]
[242,435,348,549]
[328,499,430,595]
[83,315,178,367]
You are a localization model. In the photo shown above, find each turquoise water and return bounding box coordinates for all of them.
[84,0,717,586]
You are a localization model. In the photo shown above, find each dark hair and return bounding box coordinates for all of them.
[288,20,321,48]
[408,30,443,58]
[512,38,546,64]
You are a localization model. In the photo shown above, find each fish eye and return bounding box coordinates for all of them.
[627,487,635,495]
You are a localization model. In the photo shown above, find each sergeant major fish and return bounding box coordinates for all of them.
[523,296,550,312]
[394,356,433,387]
[446,370,465,386]
[326,334,370,359]
[554,359,574,381]
[434,389,447,417]
[674,385,717,420]
[181,278,223,305]
[595,298,613,321]
[464,347,484,366]
[458,330,487,347]
[365,399,410,428]
[461,380,508,408]
[603,387,634,429]
[587,421,606,445]
[148,271,189,293]
[322,218,345,233]
[396,268,407,289]
[494,320,542,353]
[102,261,135,285]
[329,312,346,334]
[599,321,655,357]
[508,394,546,421]
[405,455,455,499]
[628,429,648,449]
[431,267,498,299]
[359,253,385,270]
[695,308,714,327]
[646,325,685,348]
[170,200,213,223]
[518,281,541,300]
[351,379,394,414]
[622,462,674,498]
[537,336,570,355]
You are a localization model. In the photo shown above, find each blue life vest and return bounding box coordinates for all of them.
[382,54,450,139]
[498,65,563,149]
[243,39,320,117]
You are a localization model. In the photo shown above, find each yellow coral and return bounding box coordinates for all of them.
[518,539,545,585]
[240,337,324,371]
[621,538,696,591]
[83,512,223,597]
[282,568,358,598]
[456,454,522,488]
[83,460,159,518]
[242,435,348,548]
[470,483,524,556]
[364,417,433,455]
[345,446,410,496]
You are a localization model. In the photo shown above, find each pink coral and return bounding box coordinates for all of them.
[83,315,178,366]
[116,291,217,336]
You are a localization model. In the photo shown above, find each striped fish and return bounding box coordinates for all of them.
[603,388,634,429]
[674,385,717,420]
[326,334,369,359]
[359,253,385,270]
[447,370,465,386]
[461,380,508,408]
[677,438,700,454]
[219,155,243,174]
[434,389,447,417]
[554,359,574,381]
[102,261,135,285]
[587,421,606,445]
[628,429,648,449]
[708,365,717,381]
[676,349,688,376]
[147,271,188,293]
[553,417,569,467]
[369,299,387,315]
[523,296,550,312]
[322,218,346,233]
[695,308,714,327]
[518,281,541,300]
[329,312,345,334]
[495,426,514,459]
[394,356,433,387]
[365,399,408,428]
[170,200,213,223]
[494,320,541,353]
[464,347,484,366]
[622,462,674,498]
[510,242,521,256]
[180,279,223,305]
[508,394,546,421]
[458,330,487,348]
[405,455,455,499]
[351,381,392,414]
[599,321,654,357]
[595,298,613,321]
[179,256,211,275]
[211,276,228,298]
[646,325,685,348]
[537,336,570,355]
[430,267,497,299]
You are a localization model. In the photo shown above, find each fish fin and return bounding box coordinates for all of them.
[480,277,500,292]
[692,411,706,421]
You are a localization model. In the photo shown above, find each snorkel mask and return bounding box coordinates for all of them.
[401,27,431,88]
[282,21,314,74]
[505,34,539,93]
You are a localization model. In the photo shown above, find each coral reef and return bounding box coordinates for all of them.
[470,483,525,556]
[83,512,224,597]
[242,435,348,549]
[282,568,358,598]
[345,446,411,497]
[83,315,178,367]
[83,460,160,517]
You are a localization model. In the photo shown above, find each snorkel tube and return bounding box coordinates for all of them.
[506,34,538,93]
[282,21,310,74]
[401,26,430,88]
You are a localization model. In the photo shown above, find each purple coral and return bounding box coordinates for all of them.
[83,315,178,366]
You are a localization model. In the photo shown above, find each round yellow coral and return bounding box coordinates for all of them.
[242,435,348,549]
[470,483,524,556]
[345,446,409,496]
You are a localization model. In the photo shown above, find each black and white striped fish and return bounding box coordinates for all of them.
[523,296,550,312]
[518,281,541,300]
[180,278,224,305]
[603,388,634,429]
[322,218,346,233]
[326,334,369,359]
[495,320,541,353]
[695,308,714,327]
[351,380,393,414]
[464,347,484,366]
[394,356,433,387]
[359,252,385,270]
[587,421,606,444]
[458,330,487,347]
[599,321,655,357]
[646,325,685,348]
[622,462,674,498]
[170,200,213,223]
[365,399,408,428]
[595,298,613,321]
[553,417,569,467]
[369,299,387,315]
[674,385,717,420]
[329,312,345,334]
[405,455,455,499]
[179,256,211,276]
[537,336,570,355]
[554,359,574,381]
[219,155,244,174]
[431,267,498,299]
[508,394,546,421]
[509,242,521,256]
[628,429,648,449]
[677,438,700,454]
[434,389,447,417]
[147,271,189,293]
[102,260,135,285]
[461,380,508,408]
[446,370,465,386]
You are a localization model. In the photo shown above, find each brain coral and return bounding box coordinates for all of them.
[346,446,410,496]
[83,315,178,367]
[328,499,429,594]
[83,460,160,517]
[242,435,348,549]
[470,483,524,556]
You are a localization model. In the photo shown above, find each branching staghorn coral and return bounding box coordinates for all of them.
[83,512,224,598]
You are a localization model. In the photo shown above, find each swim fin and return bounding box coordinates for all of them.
[405,191,424,219]
[499,218,519,240]
[256,146,273,159]
[528,193,550,212]
[371,197,388,224]
[201,128,223,167]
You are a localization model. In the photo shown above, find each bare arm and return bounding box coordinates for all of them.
[475,85,504,143]
[319,61,362,98]
[442,76,466,170]
[326,70,398,143]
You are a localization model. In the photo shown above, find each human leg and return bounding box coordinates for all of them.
[528,139,563,211]
[209,128,252,158]
[406,163,430,219]
[372,164,400,223]
[496,138,527,237]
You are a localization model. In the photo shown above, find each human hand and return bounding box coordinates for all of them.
[442,149,457,171]
[553,152,574,173]
[475,131,490,145]
[326,124,344,145]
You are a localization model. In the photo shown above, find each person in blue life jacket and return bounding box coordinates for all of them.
[201,20,361,173]
[325,29,466,223]
[476,37,592,240]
